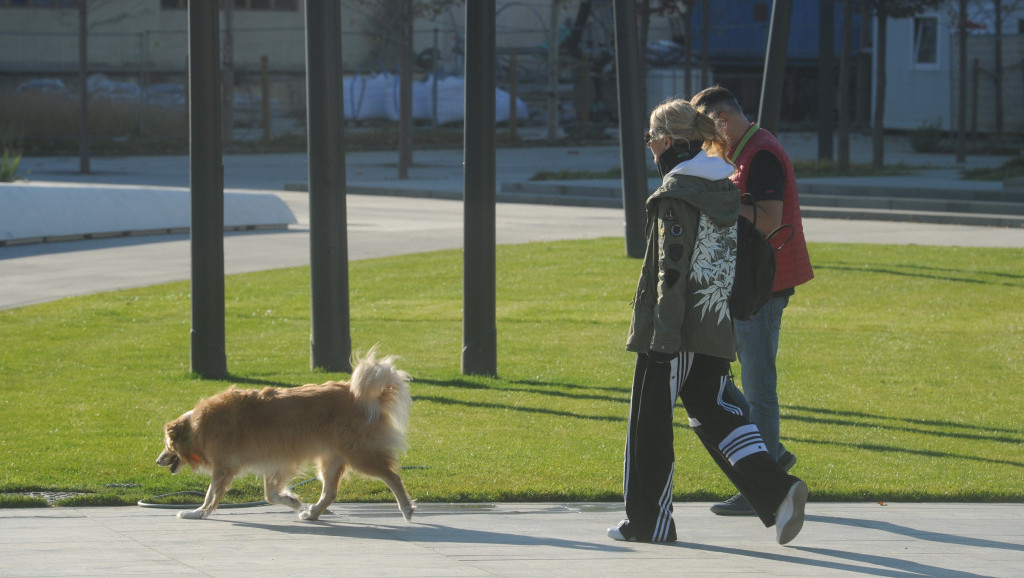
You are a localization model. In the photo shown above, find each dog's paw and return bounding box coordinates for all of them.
[401,502,416,522]
[177,509,207,520]
[298,506,320,522]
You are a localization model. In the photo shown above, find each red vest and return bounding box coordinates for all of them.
[729,124,814,292]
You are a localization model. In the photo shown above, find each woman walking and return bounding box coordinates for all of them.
[609,99,807,545]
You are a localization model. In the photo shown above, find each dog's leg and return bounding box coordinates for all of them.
[377,468,415,522]
[300,457,346,521]
[350,455,415,522]
[264,472,302,512]
[179,469,235,519]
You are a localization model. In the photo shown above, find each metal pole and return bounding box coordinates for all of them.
[757,0,793,134]
[462,0,497,377]
[612,0,647,259]
[188,0,227,379]
[305,1,352,372]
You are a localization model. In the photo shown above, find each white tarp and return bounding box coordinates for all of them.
[344,73,528,125]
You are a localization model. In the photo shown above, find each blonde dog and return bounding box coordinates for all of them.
[156,350,413,521]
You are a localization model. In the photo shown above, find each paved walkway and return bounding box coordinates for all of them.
[3,190,1024,310]
[2,502,1022,577]
[4,135,1024,309]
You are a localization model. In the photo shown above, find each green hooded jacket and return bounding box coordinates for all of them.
[626,152,740,360]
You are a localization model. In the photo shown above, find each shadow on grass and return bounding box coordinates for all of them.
[815,262,1024,286]
[786,405,1024,444]
[415,377,629,405]
[414,394,624,423]
[214,374,302,389]
[788,436,1023,469]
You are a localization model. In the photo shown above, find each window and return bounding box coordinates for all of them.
[913,16,938,67]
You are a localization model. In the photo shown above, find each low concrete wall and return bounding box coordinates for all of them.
[0,182,296,245]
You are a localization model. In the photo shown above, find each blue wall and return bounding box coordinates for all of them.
[687,0,862,65]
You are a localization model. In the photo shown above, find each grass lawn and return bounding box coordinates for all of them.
[1,239,1022,508]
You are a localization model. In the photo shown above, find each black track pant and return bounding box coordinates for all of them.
[622,351,798,541]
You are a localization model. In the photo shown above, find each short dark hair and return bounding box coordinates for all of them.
[690,86,743,118]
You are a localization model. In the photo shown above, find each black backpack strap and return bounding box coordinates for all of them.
[743,192,792,251]
[766,224,794,251]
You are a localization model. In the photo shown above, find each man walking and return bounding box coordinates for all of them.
[691,86,814,516]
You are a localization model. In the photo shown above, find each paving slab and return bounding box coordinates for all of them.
[2,502,1021,577]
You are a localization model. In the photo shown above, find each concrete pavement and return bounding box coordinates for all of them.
[4,135,1024,309]
[4,189,1024,310]
[0,195,627,309]
[2,502,1022,577]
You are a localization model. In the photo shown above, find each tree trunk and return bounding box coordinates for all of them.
[78,1,90,175]
[638,0,649,112]
[222,0,234,144]
[872,11,886,169]
[547,0,559,140]
[683,1,693,97]
[817,0,834,161]
[837,0,852,173]
[956,0,967,162]
[855,0,872,127]
[700,0,710,87]
[398,0,414,179]
[993,0,1003,139]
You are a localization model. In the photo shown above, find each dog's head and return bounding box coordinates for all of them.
[155,411,194,475]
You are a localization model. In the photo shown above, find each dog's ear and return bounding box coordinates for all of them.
[165,413,192,446]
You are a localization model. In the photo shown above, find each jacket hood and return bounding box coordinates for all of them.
[649,151,738,224]
[662,150,734,181]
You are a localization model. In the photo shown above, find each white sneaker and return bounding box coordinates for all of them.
[775,480,808,545]
[607,519,633,542]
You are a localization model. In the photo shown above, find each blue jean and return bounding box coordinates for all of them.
[734,294,790,461]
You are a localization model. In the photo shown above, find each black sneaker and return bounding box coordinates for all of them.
[709,493,756,516]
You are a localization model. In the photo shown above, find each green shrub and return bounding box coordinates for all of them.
[910,119,945,153]
[0,148,21,182]
[962,156,1024,181]
[0,92,186,149]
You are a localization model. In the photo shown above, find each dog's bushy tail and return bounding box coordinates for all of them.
[350,347,412,433]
